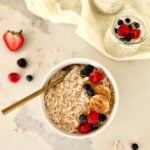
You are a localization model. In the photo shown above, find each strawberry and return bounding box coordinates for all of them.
[78,123,91,134]
[87,111,99,124]
[117,24,131,36]
[8,72,20,83]
[130,29,141,39]
[89,70,104,84]
[3,30,24,52]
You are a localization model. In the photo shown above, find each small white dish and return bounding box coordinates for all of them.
[40,58,119,139]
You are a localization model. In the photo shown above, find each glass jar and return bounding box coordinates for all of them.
[104,12,149,58]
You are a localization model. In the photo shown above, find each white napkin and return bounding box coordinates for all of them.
[25,0,150,61]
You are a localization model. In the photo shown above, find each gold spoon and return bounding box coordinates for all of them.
[1,77,64,115]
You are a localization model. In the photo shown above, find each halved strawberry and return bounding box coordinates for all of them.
[87,111,99,124]
[130,29,141,39]
[3,30,24,52]
[78,123,91,134]
[117,24,131,36]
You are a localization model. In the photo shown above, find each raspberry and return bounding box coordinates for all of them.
[8,72,20,83]
[78,123,91,134]
[117,24,131,36]
[87,111,99,124]
[130,29,141,39]
[89,70,104,84]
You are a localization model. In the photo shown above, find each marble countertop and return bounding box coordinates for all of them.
[0,1,150,150]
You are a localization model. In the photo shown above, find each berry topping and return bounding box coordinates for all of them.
[125,18,131,23]
[89,70,104,84]
[131,143,139,150]
[3,30,24,52]
[87,111,99,124]
[134,22,140,28]
[8,72,20,83]
[117,24,131,36]
[80,65,94,78]
[91,124,98,131]
[79,114,87,124]
[87,88,95,97]
[80,70,87,78]
[131,29,141,39]
[17,58,27,68]
[120,35,132,42]
[83,83,91,90]
[78,123,91,134]
[114,28,118,33]
[26,75,33,81]
[99,114,107,121]
[117,19,123,25]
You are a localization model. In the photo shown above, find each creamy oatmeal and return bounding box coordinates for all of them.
[44,64,115,134]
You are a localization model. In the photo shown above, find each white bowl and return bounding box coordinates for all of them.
[40,58,119,139]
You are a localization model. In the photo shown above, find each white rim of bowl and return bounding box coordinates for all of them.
[40,58,119,139]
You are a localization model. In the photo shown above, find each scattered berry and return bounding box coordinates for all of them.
[87,111,99,124]
[87,88,95,97]
[83,84,91,90]
[131,29,141,39]
[89,70,104,84]
[80,69,87,78]
[17,58,27,68]
[78,123,91,134]
[131,143,139,150]
[121,35,132,42]
[114,28,118,33]
[99,114,107,121]
[91,124,98,131]
[117,19,123,25]
[79,114,87,124]
[26,75,33,81]
[117,24,131,36]
[134,22,140,28]
[125,18,131,23]
[3,30,24,52]
[8,72,20,83]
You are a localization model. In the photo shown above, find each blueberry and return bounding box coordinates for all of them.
[91,124,98,131]
[87,88,94,97]
[26,75,33,81]
[117,19,123,25]
[134,22,140,28]
[131,143,139,150]
[80,70,88,78]
[125,18,131,23]
[17,58,27,68]
[114,28,118,33]
[120,35,132,42]
[99,114,107,121]
[79,114,87,124]
[83,84,91,90]
[84,65,94,75]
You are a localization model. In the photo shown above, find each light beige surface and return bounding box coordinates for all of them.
[25,0,150,61]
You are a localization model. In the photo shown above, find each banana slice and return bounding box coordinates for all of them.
[94,85,111,100]
[89,94,110,114]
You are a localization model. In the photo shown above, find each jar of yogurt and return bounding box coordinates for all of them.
[93,0,124,14]
[104,12,149,58]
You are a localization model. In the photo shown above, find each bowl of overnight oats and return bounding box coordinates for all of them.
[40,58,119,139]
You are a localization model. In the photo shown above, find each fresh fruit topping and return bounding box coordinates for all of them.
[130,29,141,39]
[89,95,110,114]
[91,124,98,131]
[117,19,123,25]
[87,88,95,97]
[131,143,139,150]
[80,65,95,78]
[83,84,91,90]
[3,30,24,52]
[78,123,91,134]
[120,35,132,42]
[89,70,104,84]
[117,24,131,36]
[80,70,87,78]
[114,28,118,33]
[125,18,131,23]
[79,114,87,124]
[8,72,20,83]
[133,22,140,28]
[17,58,27,68]
[87,111,99,124]
[26,75,33,81]
[99,114,107,121]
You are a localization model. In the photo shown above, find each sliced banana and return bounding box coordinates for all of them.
[94,85,111,100]
[89,94,110,114]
